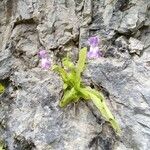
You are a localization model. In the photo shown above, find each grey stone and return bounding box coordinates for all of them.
[129,37,144,55]
[118,1,147,34]
[85,47,150,149]
[0,48,13,79]
[115,36,129,52]
[0,0,150,150]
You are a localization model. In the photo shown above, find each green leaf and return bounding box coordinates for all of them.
[63,83,68,90]
[59,88,79,107]
[80,87,121,134]
[75,47,87,87]
[85,86,105,101]
[62,57,75,70]
[68,70,78,87]
[91,94,120,134]
[0,142,5,150]
[52,46,121,135]
[62,57,78,87]
[77,87,90,100]
[76,47,87,74]
[0,83,5,94]
[53,65,76,88]
[52,65,68,83]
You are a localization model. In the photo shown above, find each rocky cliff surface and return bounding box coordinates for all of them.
[0,0,150,150]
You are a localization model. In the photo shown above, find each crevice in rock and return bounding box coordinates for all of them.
[112,32,131,43]
[85,80,119,149]
[114,0,130,12]
[90,80,110,98]
[137,121,150,130]
[85,101,104,126]
[0,77,11,104]
[14,136,35,150]
[0,77,14,108]
[13,18,37,29]
[88,128,118,150]
[133,107,150,117]
[0,78,10,88]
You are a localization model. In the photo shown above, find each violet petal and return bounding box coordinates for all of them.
[38,50,47,58]
[41,58,51,69]
[87,47,102,59]
[88,36,100,47]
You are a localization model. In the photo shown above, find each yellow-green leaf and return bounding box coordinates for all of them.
[75,47,87,87]
[76,47,87,74]
[80,87,121,134]
[0,143,5,150]
[52,65,68,83]
[59,88,78,107]
[0,83,5,94]
[62,57,75,70]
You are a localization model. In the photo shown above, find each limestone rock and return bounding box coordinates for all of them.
[115,36,129,52]
[117,0,147,34]
[0,0,150,150]
[129,37,144,55]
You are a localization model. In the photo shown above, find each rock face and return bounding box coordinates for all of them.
[0,0,150,150]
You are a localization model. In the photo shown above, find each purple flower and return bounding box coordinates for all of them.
[87,47,102,59]
[38,50,47,58]
[87,36,102,59]
[88,36,99,47]
[41,58,51,69]
[38,50,51,70]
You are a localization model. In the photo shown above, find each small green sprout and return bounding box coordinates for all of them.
[0,83,5,94]
[0,142,5,150]
[53,47,121,134]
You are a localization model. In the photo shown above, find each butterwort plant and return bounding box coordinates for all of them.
[38,37,121,134]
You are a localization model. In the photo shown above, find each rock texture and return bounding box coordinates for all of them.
[0,0,150,150]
